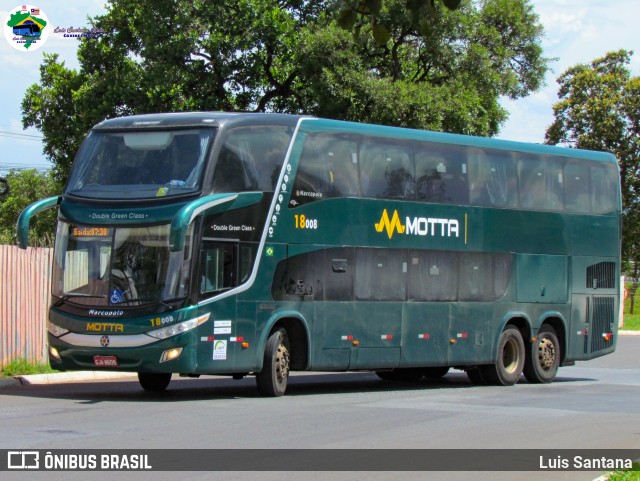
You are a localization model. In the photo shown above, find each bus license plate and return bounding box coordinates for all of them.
[93,356,119,367]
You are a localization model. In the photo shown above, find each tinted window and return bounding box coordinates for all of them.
[361,139,414,199]
[290,133,360,206]
[591,164,618,214]
[199,241,257,298]
[468,148,517,208]
[271,249,324,301]
[458,252,511,301]
[324,248,355,301]
[66,129,214,200]
[408,250,457,301]
[211,125,292,193]
[415,143,469,204]
[518,155,564,211]
[564,160,591,213]
[355,248,406,300]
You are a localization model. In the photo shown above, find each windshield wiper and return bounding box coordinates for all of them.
[54,294,107,307]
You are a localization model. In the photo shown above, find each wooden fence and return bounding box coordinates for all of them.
[0,244,52,367]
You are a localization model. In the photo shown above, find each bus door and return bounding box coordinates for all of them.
[315,248,356,370]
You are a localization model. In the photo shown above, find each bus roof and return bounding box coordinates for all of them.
[93,112,617,165]
[92,112,306,130]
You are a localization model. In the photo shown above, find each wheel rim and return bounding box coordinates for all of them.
[537,337,556,371]
[275,341,290,386]
[503,337,520,374]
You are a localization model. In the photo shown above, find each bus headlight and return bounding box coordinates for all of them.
[146,314,210,340]
[48,321,69,338]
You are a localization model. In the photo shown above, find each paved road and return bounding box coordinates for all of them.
[1,336,639,481]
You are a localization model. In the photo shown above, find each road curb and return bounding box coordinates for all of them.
[0,371,136,389]
[619,330,640,336]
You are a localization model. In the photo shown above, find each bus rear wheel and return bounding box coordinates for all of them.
[138,372,171,392]
[482,326,525,386]
[523,325,560,383]
[256,327,290,397]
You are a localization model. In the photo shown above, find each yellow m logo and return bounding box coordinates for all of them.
[375,209,405,239]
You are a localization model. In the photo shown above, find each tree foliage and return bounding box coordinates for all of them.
[22,0,548,183]
[545,50,640,266]
[0,170,59,247]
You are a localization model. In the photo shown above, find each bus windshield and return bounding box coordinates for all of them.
[66,128,215,200]
[52,222,194,307]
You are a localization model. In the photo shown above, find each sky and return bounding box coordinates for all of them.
[1,1,639,176]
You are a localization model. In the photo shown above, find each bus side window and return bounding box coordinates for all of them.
[415,143,468,204]
[324,248,354,301]
[271,250,323,301]
[200,243,235,294]
[290,133,360,206]
[468,148,517,207]
[407,250,457,301]
[355,248,406,301]
[457,252,512,301]
[518,155,563,211]
[361,139,415,200]
[564,160,591,213]
[591,164,618,214]
[211,145,257,193]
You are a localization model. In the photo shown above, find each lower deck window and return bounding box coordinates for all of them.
[272,247,512,302]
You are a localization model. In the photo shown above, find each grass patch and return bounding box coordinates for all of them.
[1,358,58,377]
[623,284,640,330]
[605,462,640,481]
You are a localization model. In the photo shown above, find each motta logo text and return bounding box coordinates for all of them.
[4,5,49,51]
[374,209,461,240]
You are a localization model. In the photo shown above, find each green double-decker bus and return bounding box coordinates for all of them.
[18,113,621,396]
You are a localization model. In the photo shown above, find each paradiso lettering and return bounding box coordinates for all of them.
[375,209,462,240]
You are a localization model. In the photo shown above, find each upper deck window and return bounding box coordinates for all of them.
[66,128,215,200]
[210,125,293,193]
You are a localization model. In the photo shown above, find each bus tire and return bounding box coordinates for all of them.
[523,325,560,383]
[138,372,171,392]
[422,366,450,380]
[256,327,290,397]
[482,326,525,386]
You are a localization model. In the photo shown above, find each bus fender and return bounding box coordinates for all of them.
[490,312,533,356]
[534,311,568,358]
[253,310,311,372]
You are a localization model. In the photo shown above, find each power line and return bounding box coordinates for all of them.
[0,130,43,141]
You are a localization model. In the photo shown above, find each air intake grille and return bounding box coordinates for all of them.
[586,262,616,289]
[591,296,614,353]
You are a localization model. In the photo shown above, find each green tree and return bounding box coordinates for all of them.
[335,0,462,44]
[0,170,59,247]
[545,50,640,268]
[22,0,548,183]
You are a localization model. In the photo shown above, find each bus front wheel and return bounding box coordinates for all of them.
[482,326,525,386]
[523,325,560,383]
[138,372,171,392]
[256,327,290,397]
